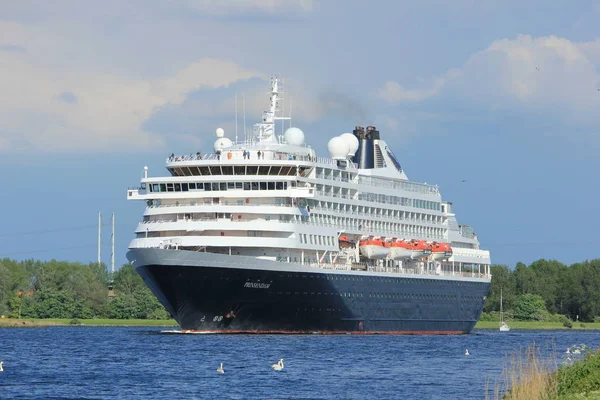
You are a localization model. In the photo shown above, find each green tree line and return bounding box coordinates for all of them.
[484,259,600,323]
[0,258,170,320]
[1,257,598,322]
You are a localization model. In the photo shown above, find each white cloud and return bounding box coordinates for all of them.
[0,22,261,153]
[377,79,445,103]
[378,35,600,126]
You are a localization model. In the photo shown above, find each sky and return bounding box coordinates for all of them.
[1,0,599,269]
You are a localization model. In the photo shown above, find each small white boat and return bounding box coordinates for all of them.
[499,288,510,332]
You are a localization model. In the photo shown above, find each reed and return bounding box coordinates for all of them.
[487,342,558,400]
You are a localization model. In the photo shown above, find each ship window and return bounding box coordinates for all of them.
[160,184,166,192]
[251,182,258,190]
[211,183,219,191]
[260,182,267,190]
[268,182,275,190]
[235,182,243,189]
[188,183,196,190]
[174,183,181,191]
[152,184,160,192]
[205,183,212,191]
[244,182,250,190]
[275,182,283,190]
[220,182,227,191]
[227,182,235,189]
[166,183,174,192]
[182,183,189,191]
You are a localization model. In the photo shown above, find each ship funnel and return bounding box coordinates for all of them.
[351,125,379,169]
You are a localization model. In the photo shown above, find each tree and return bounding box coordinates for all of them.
[485,264,516,313]
[514,294,549,321]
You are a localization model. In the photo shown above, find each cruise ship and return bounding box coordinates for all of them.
[126,77,491,334]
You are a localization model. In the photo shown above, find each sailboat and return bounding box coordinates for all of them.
[499,287,510,332]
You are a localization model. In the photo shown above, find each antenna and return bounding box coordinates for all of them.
[243,93,247,143]
[281,77,285,136]
[97,212,102,264]
[111,212,115,274]
[235,92,238,144]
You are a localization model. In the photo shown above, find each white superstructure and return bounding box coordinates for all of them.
[127,77,491,280]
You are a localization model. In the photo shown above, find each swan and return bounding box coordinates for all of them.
[271,358,284,371]
[217,362,224,374]
[465,349,470,356]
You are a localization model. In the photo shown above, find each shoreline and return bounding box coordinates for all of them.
[2,318,600,330]
[0,318,178,328]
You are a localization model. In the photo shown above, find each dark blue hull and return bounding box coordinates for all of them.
[136,263,490,334]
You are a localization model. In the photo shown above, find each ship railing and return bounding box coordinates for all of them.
[357,176,440,195]
[147,202,295,209]
[166,152,360,168]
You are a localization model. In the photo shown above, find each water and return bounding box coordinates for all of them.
[0,327,599,399]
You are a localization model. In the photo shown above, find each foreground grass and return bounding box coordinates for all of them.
[0,318,178,327]
[487,344,600,400]
[476,320,600,330]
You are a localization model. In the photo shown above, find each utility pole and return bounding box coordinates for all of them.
[97,212,102,264]
[108,213,116,298]
[111,212,115,275]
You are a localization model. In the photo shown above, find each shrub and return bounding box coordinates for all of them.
[479,312,492,321]
[69,318,81,325]
[557,350,600,396]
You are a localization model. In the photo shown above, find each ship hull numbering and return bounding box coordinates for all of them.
[129,248,489,334]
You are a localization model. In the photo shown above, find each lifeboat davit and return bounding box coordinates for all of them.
[407,240,432,259]
[359,237,389,259]
[338,235,354,249]
[388,239,413,260]
[430,242,452,261]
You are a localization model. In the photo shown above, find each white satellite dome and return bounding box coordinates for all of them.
[339,133,359,156]
[284,127,305,146]
[214,137,233,152]
[327,136,350,160]
[216,127,225,138]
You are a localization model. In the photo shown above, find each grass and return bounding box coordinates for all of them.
[475,321,600,330]
[486,342,558,400]
[487,343,600,400]
[0,318,178,327]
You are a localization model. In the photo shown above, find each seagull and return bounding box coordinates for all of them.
[536,67,540,71]
[465,349,470,356]
[0,361,3,372]
[461,180,467,183]
[566,348,570,354]
[272,358,284,371]
[217,362,224,374]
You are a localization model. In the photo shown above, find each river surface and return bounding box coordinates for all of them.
[0,327,599,399]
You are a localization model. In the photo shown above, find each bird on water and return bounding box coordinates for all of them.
[465,349,470,356]
[271,358,284,371]
[217,362,224,374]
[0,361,4,371]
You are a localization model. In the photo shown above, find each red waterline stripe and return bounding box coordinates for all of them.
[176,330,468,335]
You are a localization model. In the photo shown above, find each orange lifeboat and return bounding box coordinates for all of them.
[338,235,354,249]
[407,240,432,259]
[430,242,453,260]
[359,237,389,259]
[388,239,413,260]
